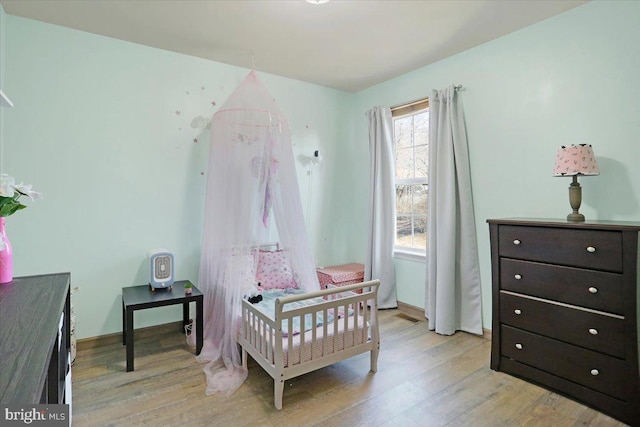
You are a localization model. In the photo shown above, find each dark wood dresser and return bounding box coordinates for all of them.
[0,273,71,405]
[487,219,640,425]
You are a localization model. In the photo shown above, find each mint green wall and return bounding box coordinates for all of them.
[0,4,5,88]
[353,0,640,329]
[3,16,352,339]
[4,1,640,339]
[1,4,7,170]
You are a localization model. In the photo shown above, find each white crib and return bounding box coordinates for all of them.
[239,280,380,409]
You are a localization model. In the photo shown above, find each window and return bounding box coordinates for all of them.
[392,99,429,255]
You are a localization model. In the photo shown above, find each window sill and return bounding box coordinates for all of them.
[394,250,426,263]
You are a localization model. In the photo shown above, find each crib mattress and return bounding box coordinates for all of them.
[280,314,368,367]
[244,312,369,368]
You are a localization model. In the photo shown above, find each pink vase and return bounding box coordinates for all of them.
[0,217,13,284]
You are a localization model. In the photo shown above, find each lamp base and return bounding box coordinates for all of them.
[567,212,585,222]
[566,176,585,222]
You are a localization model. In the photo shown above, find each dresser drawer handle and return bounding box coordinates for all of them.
[513,239,521,245]
[514,274,522,280]
[586,246,596,253]
[514,309,522,315]
[515,343,523,350]
[588,286,598,294]
[590,369,599,376]
[589,328,598,335]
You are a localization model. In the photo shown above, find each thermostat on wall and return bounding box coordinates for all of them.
[149,250,174,290]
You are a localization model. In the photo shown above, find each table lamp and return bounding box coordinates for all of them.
[552,144,599,222]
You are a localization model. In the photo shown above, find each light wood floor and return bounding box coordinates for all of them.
[71,309,626,427]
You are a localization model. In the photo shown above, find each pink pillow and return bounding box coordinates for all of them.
[256,250,297,289]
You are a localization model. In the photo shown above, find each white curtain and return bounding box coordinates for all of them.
[190,71,319,396]
[425,86,482,335]
[365,106,397,309]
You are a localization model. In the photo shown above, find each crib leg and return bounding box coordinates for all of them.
[274,379,284,410]
[370,345,379,372]
[241,347,247,370]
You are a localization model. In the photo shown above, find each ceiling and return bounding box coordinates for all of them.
[1,0,587,92]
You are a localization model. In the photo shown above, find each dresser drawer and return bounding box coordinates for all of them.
[498,226,622,272]
[500,292,625,358]
[500,259,624,314]
[501,325,627,400]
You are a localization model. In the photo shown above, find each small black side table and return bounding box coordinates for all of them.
[122,280,203,372]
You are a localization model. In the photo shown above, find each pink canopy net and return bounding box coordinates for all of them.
[189,71,320,396]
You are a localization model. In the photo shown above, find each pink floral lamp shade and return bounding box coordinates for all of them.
[552,144,599,222]
[552,144,600,177]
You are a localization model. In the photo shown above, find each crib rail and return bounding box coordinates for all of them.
[241,298,277,364]
[241,281,378,368]
[240,279,380,409]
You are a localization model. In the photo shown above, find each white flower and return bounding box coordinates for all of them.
[13,183,43,201]
[0,173,42,217]
[0,174,15,196]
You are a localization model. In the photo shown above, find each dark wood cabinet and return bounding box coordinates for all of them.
[488,219,640,425]
[0,273,71,405]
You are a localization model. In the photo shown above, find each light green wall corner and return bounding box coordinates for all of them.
[353,0,640,329]
[4,1,640,339]
[3,16,353,339]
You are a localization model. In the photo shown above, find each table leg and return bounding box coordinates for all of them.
[182,302,189,331]
[126,309,134,372]
[122,299,126,345]
[196,296,203,356]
